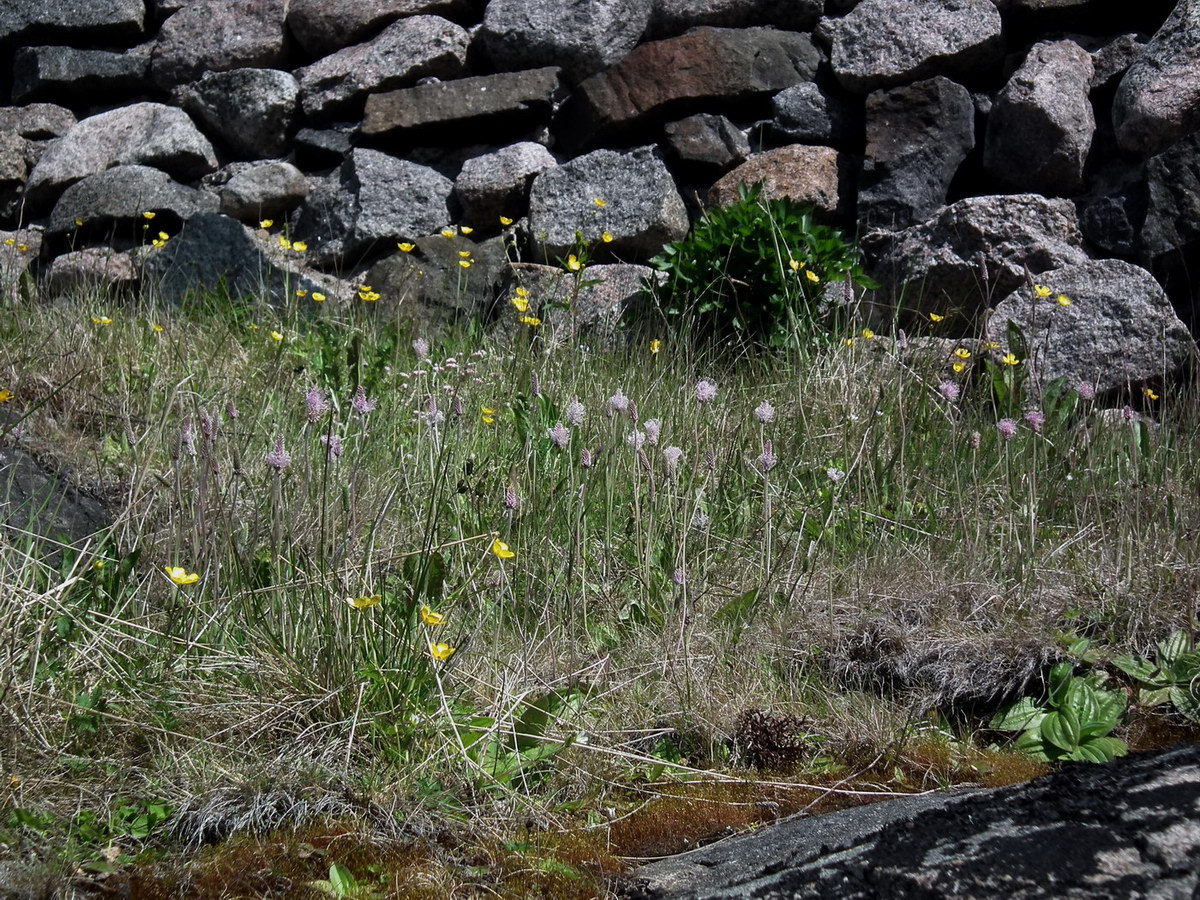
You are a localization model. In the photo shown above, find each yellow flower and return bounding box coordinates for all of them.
[3,238,13,245]
[358,289,380,301]
[429,642,456,661]
[805,270,820,283]
[312,292,326,302]
[92,316,112,325]
[984,341,1001,350]
[164,565,199,585]
[516,287,530,298]
[142,211,156,220]
[1001,352,1020,366]
[458,251,472,258]
[1143,387,1159,400]
[0,389,13,402]
[247,323,260,331]
[649,339,662,354]
[292,241,308,253]
[1033,284,1051,298]
[929,312,945,322]
[441,227,456,239]
[953,348,971,360]
[952,362,966,374]
[482,415,495,424]
[788,258,801,271]
[481,407,495,415]
[157,231,170,241]
[861,328,875,340]
[278,235,292,250]
[459,260,472,269]
[92,559,105,570]
[843,337,856,348]
[511,296,530,313]
[491,538,515,559]
[566,255,581,272]
[420,605,446,626]
[74,217,84,227]
[259,219,274,229]
[398,242,415,252]
[270,330,284,342]
[152,323,164,333]
[500,216,513,226]
[346,594,381,610]
[17,244,29,253]
[1056,293,1071,306]
[520,316,541,327]
[601,231,614,243]
[295,289,308,298]
[151,238,167,249]
[593,198,607,208]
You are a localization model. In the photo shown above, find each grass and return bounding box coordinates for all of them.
[2,232,1199,897]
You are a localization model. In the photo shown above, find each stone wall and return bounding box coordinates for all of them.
[1,0,1198,381]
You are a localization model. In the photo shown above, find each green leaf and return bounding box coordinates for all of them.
[329,863,356,894]
[990,697,1046,731]
[1110,653,1161,685]
[1063,678,1099,724]
[1048,661,1074,707]
[1041,707,1081,753]
[1169,685,1200,722]
[1158,630,1193,666]
[1013,729,1050,762]
[1075,736,1128,763]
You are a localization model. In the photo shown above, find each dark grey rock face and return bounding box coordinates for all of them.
[43,247,139,294]
[771,83,850,145]
[13,46,149,104]
[173,69,300,161]
[827,0,1004,94]
[0,448,112,549]
[478,0,652,83]
[629,743,1200,899]
[0,0,144,44]
[286,0,472,56]
[1141,132,1200,264]
[860,77,975,229]
[0,105,76,141]
[211,161,309,222]
[454,142,557,230]
[663,114,750,175]
[150,0,288,89]
[46,165,219,238]
[647,0,823,37]
[1113,0,1200,159]
[983,40,1095,196]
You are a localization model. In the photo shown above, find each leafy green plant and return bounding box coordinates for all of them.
[650,182,875,346]
[1111,631,1200,722]
[308,863,381,899]
[990,661,1128,763]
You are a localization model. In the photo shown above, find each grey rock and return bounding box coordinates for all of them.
[1142,131,1200,263]
[293,127,355,169]
[0,230,43,303]
[293,149,454,264]
[150,0,288,90]
[362,68,563,140]
[1075,32,1148,91]
[296,16,469,121]
[454,142,557,231]
[0,0,144,44]
[984,40,1095,196]
[0,133,30,184]
[647,0,823,37]
[827,0,1004,94]
[1079,191,1143,257]
[287,0,472,56]
[707,145,842,215]
[860,77,975,229]
[26,103,218,213]
[566,27,820,148]
[632,743,1200,899]
[663,114,750,175]
[174,68,299,160]
[478,0,651,83]
[13,46,150,104]
[1113,0,1200,158]
[0,105,76,141]
[0,449,112,551]
[213,161,309,221]
[364,233,509,330]
[42,247,139,295]
[47,165,219,238]
[986,259,1193,393]
[771,83,850,145]
[527,146,688,260]
[866,194,1091,319]
[539,262,661,346]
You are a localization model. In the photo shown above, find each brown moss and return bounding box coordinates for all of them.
[1124,706,1200,752]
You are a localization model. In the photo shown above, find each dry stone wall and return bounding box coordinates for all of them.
[1,0,1198,382]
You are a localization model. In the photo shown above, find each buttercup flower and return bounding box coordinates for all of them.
[259,219,274,229]
[164,565,200,585]
[429,642,456,661]
[861,328,876,340]
[1056,293,1071,307]
[92,316,112,325]
[1143,387,1159,400]
[789,258,801,272]
[511,295,530,312]
[566,255,582,272]
[805,270,820,283]
[601,231,614,243]
[491,538,515,559]
[295,289,308,298]
[441,227,456,238]
[649,339,662,354]
[1001,353,1020,366]
[500,216,513,226]
[520,316,541,327]
[312,292,327,302]
[929,313,945,323]
[270,330,284,342]
[460,226,474,235]
[0,389,12,402]
[292,241,308,252]
[398,242,415,252]
[593,197,607,207]
[1033,284,1052,298]
[421,605,446,625]
[142,211,156,220]
[953,347,971,360]
[459,260,472,269]
[278,235,291,250]
[346,594,381,609]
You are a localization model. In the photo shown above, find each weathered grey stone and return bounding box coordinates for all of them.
[0,230,42,303]
[0,449,112,550]
[538,262,661,346]
[1142,131,1200,263]
[212,161,309,221]
[478,0,651,83]
[293,127,355,169]
[1113,0,1200,158]
[771,83,850,145]
[866,194,1091,319]
[0,134,29,184]
[363,233,509,330]
[0,0,144,44]
[707,145,842,215]
[1075,32,1148,91]
[26,104,219,212]
[566,27,820,148]
[527,146,688,260]
[297,16,469,121]
[0,105,76,141]
[150,0,288,90]
[454,142,557,230]
[860,77,975,229]
[362,68,563,140]
[663,114,750,175]
[984,40,1095,196]
[47,166,219,238]
[827,0,1004,94]
[13,46,150,104]
[293,150,454,264]
[144,213,322,305]
[632,744,1200,899]
[647,0,823,37]
[174,69,299,160]
[286,0,472,56]
[42,247,139,295]
[986,259,1193,393]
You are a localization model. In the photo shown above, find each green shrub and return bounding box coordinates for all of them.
[649,182,875,347]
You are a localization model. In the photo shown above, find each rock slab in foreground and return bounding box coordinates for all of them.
[630,742,1200,899]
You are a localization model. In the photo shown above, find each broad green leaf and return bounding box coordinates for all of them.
[1159,631,1193,667]
[329,863,355,893]
[1063,679,1099,724]
[1048,661,1074,707]
[1014,729,1050,762]
[1110,653,1160,685]
[1169,685,1200,722]
[990,697,1046,731]
[1041,707,1081,753]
